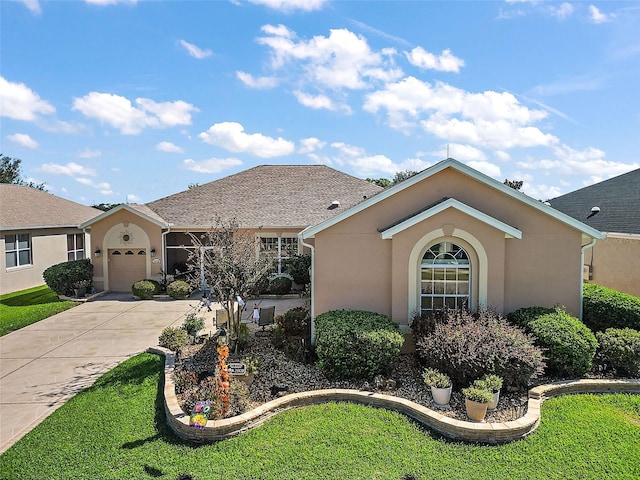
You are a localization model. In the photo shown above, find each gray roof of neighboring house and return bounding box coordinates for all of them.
[0,184,101,230]
[548,168,640,234]
[145,165,383,228]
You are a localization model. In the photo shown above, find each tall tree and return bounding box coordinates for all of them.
[503,179,524,191]
[91,203,122,212]
[366,177,392,188]
[0,155,46,190]
[392,170,418,184]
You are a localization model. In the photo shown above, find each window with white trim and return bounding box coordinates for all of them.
[67,233,85,261]
[420,242,470,312]
[260,236,299,274]
[5,233,31,268]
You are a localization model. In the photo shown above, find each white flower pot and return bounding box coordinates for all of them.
[431,385,452,406]
[487,391,500,411]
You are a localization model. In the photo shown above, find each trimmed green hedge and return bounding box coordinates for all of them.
[596,328,640,376]
[167,280,191,299]
[132,280,156,299]
[506,306,555,330]
[529,309,598,377]
[270,276,292,295]
[583,283,640,332]
[315,310,404,379]
[42,259,93,296]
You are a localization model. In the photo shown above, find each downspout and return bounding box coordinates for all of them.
[580,238,597,320]
[299,229,316,345]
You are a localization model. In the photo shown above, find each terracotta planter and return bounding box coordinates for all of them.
[431,385,452,406]
[465,398,489,422]
[487,391,500,411]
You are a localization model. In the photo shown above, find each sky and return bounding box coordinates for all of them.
[1,0,639,206]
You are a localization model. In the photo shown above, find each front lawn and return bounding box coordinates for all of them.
[0,285,77,336]
[1,353,638,480]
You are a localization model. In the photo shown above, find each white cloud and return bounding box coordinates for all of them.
[446,143,487,162]
[156,141,184,153]
[198,122,295,158]
[72,92,198,135]
[183,158,243,173]
[588,5,614,24]
[331,142,365,157]
[551,2,574,20]
[179,39,212,59]
[236,71,279,89]
[76,177,114,195]
[85,0,137,5]
[246,0,327,13]
[347,155,432,177]
[77,149,102,158]
[364,76,556,150]
[38,162,97,176]
[7,133,38,149]
[294,91,348,112]
[405,47,465,73]
[18,0,41,14]
[522,183,563,200]
[126,194,142,202]
[465,160,502,179]
[298,137,326,154]
[257,25,403,90]
[0,77,55,121]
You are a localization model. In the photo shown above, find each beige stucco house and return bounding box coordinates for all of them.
[549,168,640,297]
[301,158,604,336]
[0,184,101,295]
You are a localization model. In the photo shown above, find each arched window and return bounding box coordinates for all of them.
[420,242,470,312]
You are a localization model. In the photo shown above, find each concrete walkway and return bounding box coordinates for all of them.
[0,292,304,454]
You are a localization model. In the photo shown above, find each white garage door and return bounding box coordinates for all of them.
[109,249,147,292]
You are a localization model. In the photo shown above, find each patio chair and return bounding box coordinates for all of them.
[256,305,275,336]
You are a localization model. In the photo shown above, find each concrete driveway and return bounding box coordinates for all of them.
[0,292,304,454]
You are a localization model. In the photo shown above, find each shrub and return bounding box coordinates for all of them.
[583,283,640,332]
[159,327,189,351]
[167,280,191,299]
[132,280,156,299]
[182,313,205,337]
[529,309,598,377]
[43,259,93,296]
[415,310,544,390]
[144,279,162,295]
[410,309,449,338]
[462,385,493,404]
[480,374,503,392]
[506,306,555,330]
[270,276,292,295]
[282,254,311,286]
[277,306,309,336]
[596,328,640,376]
[315,310,404,379]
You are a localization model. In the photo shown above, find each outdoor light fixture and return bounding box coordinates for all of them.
[150,248,156,257]
[94,248,101,257]
[217,326,228,346]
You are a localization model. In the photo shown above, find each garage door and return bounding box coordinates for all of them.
[109,249,147,292]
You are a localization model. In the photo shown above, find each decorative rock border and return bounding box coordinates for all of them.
[148,347,640,445]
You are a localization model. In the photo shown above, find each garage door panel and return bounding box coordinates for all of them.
[109,249,146,292]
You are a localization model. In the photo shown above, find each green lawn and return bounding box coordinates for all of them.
[0,285,77,336]
[1,354,638,480]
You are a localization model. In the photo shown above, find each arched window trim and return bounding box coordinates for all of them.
[420,241,470,312]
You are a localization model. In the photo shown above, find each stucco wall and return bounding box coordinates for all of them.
[312,168,585,326]
[0,228,90,295]
[586,234,640,297]
[89,210,163,291]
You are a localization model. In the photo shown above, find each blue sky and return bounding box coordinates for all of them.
[1,0,639,205]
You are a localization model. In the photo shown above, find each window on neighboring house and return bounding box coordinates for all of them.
[420,241,470,312]
[5,233,32,268]
[260,236,299,274]
[67,233,85,261]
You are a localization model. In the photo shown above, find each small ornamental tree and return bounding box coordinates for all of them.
[186,217,272,351]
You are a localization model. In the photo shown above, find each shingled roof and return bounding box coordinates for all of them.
[548,168,640,234]
[0,184,101,230]
[145,165,383,228]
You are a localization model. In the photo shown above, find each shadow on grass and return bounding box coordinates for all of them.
[0,288,62,307]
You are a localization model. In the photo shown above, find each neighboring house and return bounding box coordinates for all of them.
[300,158,603,336]
[548,168,640,297]
[0,184,101,295]
[79,165,383,292]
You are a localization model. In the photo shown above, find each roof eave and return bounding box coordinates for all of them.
[79,204,168,229]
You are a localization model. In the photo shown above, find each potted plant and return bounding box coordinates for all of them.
[422,368,452,406]
[462,384,493,422]
[479,374,503,410]
[73,279,91,298]
[182,313,205,342]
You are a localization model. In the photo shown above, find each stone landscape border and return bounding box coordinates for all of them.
[148,347,640,445]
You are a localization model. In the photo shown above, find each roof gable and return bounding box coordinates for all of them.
[0,184,101,230]
[301,158,604,240]
[548,168,640,234]
[379,197,522,239]
[79,204,168,229]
